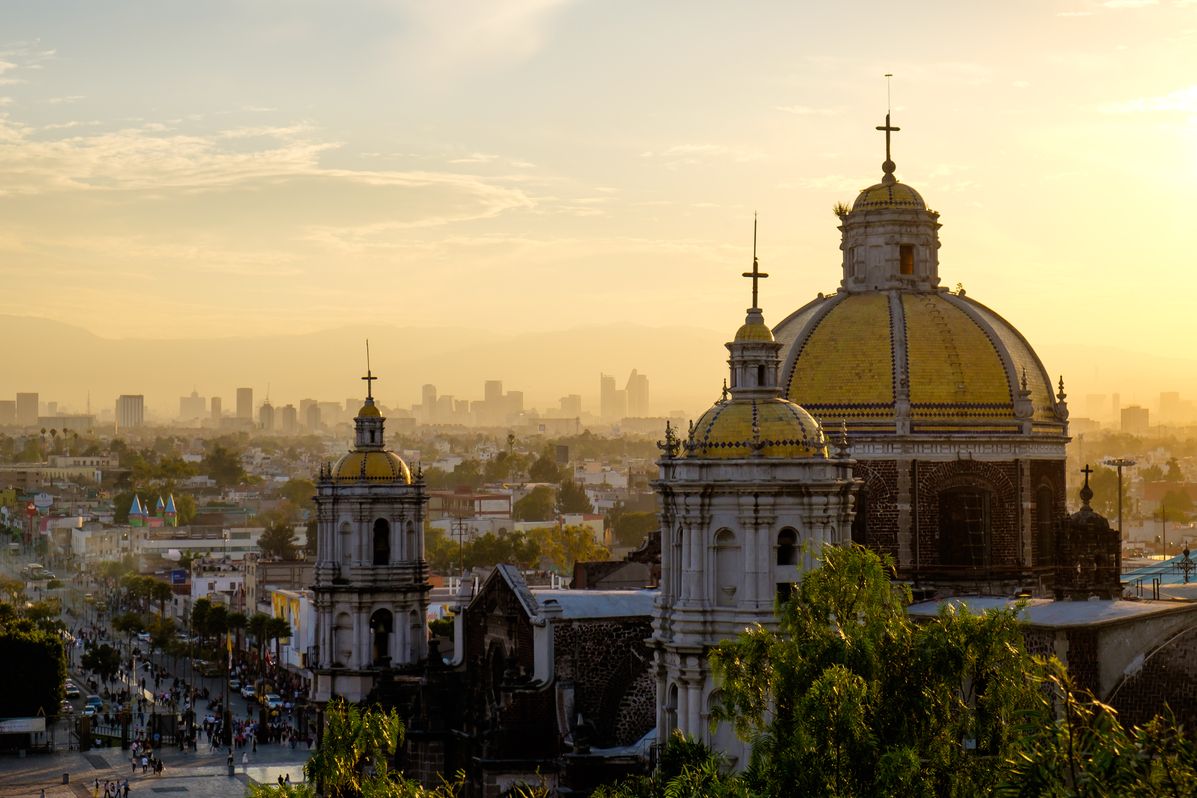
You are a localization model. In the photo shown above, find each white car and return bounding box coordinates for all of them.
[240,685,256,701]
[263,694,284,711]
[136,631,151,642]
[81,705,96,717]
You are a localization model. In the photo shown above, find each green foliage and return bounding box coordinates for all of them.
[528,452,563,483]
[556,479,594,514]
[513,486,556,522]
[425,526,540,573]
[203,440,248,488]
[611,511,656,547]
[448,459,483,490]
[259,517,300,560]
[81,642,121,684]
[710,544,1048,798]
[0,613,66,718]
[526,525,609,574]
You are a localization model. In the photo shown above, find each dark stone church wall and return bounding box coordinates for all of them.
[1030,459,1066,566]
[1065,628,1100,697]
[856,460,898,559]
[1110,626,1197,729]
[913,459,1020,569]
[553,617,654,747]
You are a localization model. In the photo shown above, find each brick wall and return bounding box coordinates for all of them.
[913,459,1019,569]
[1111,626,1197,729]
[553,617,654,746]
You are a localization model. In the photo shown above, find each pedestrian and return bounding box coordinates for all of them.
[141,754,148,773]
[131,755,137,773]
[277,775,284,786]
[284,774,291,785]
[241,751,249,767]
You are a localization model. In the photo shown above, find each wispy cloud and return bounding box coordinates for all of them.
[641,143,764,168]
[1103,0,1157,7]
[1100,84,1197,112]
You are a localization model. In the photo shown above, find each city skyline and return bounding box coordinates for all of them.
[0,1,1195,415]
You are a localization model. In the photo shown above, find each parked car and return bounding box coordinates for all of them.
[262,693,284,711]
[81,705,96,718]
[228,677,242,690]
[59,700,74,715]
[240,685,256,701]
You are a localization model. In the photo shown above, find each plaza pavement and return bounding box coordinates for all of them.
[0,742,311,798]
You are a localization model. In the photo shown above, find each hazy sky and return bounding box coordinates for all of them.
[2,1,1196,414]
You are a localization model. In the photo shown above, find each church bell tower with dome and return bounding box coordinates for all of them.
[773,112,1070,595]
[311,365,430,705]
[651,237,858,766]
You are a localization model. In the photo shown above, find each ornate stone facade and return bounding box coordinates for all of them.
[311,376,430,704]
[651,285,857,766]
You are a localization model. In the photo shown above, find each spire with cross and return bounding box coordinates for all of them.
[876,112,901,185]
[362,339,377,400]
[742,214,768,310]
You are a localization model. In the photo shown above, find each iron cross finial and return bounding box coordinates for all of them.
[362,339,378,400]
[741,214,769,310]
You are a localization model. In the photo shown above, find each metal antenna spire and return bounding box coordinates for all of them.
[362,339,377,400]
[742,213,768,310]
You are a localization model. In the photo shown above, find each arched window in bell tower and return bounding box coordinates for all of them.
[776,528,798,566]
[369,608,393,667]
[714,529,740,607]
[900,244,915,275]
[372,518,391,566]
[757,364,766,386]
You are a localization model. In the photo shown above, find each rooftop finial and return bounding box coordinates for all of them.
[876,74,900,185]
[741,213,768,310]
[1080,463,1094,508]
[362,339,377,400]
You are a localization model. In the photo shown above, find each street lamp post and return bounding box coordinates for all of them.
[1103,458,1137,543]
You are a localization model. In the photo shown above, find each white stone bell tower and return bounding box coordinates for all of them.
[311,362,429,705]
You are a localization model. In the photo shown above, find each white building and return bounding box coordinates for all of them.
[311,376,430,704]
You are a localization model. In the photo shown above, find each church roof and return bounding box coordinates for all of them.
[774,290,1065,436]
[331,449,412,484]
[686,397,826,459]
[852,180,926,211]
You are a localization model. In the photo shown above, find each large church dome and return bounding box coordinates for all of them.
[775,291,1064,436]
[774,116,1068,439]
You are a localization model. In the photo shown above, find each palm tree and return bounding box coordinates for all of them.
[247,612,272,665]
[267,616,292,666]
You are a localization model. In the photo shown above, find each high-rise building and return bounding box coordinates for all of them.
[115,395,145,433]
[179,390,206,420]
[210,396,222,420]
[626,369,650,417]
[559,395,582,417]
[15,393,38,426]
[600,373,628,420]
[259,401,275,432]
[304,402,321,432]
[1111,393,1121,424]
[505,391,524,418]
[484,380,503,405]
[237,388,253,420]
[319,401,342,427]
[1121,405,1149,435]
[1160,392,1181,424]
[279,404,298,434]
[299,399,318,430]
[0,400,15,425]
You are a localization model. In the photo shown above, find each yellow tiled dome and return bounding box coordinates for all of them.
[852,181,926,211]
[734,319,775,343]
[357,403,382,418]
[332,450,412,484]
[775,291,1064,435]
[687,398,826,459]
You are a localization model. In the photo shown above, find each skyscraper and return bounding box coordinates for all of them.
[211,396,222,420]
[237,387,254,420]
[15,393,38,426]
[599,374,627,420]
[259,401,275,432]
[0,401,15,425]
[626,369,650,417]
[179,390,206,420]
[115,395,145,433]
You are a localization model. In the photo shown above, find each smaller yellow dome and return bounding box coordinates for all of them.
[734,320,775,343]
[332,450,412,484]
[687,398,826,459]
[852,181,926,211]
[357,403,382,418]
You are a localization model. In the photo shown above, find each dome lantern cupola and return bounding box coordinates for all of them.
[354,360,385,450]
[837,111,942,293]
[728,228,784,401]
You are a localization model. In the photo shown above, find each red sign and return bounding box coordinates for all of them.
[25,502,36,518]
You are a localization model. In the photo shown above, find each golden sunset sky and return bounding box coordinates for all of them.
[1,1,1195,416]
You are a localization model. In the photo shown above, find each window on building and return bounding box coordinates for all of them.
[776,582,794,604]
[714,529,740,607]
[851,488,869,545]
[938,488,991,568]
[900,244,915,276]
[1037,486,1055,567]
[372,518,391,566]
[757,365,766,386]
[777,529,798,566]
[369,608,392,667]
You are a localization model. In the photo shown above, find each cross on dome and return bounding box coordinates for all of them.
[362,339,378,400]
[876,112,901,185]
[741,214,768,310]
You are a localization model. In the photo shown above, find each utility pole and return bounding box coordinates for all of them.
[1103,458,1136,544]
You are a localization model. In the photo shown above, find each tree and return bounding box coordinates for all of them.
[259,518,299,560]
[203,442,247,488]
[556,479,594,514]
[0,615,66,719]
[278,477,316,509]
[81,642,121,685]
[529,453,563,483]
[448,459,484,490]
[513,486,556,522]
[612,511,657,547]
[527,525,609,574]
[710,544,1047,797]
